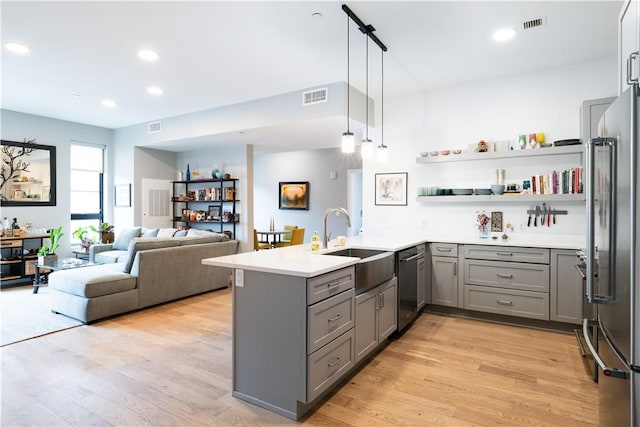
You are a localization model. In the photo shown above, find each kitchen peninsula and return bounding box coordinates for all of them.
[202,231,585,420]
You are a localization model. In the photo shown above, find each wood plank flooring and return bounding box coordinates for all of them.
[1,287,598,426]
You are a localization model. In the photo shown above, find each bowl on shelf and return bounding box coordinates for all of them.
[453,148,462,154]
[491,184,505,195]
[474,188,492,195]
[441,149,451,155]
[420,152,429,157]
[451,188,474,196]
[429,151,439,156]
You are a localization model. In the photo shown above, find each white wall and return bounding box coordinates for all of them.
[1,109,113,258]
[254,148,362,243]
[363,58,617,239]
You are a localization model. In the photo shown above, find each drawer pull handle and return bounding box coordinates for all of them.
[328,314,342,323]
[437,247,452,252]
[497,252,513,256]
[497,273,513,279]
[497,300,513,306]
[328,356,341,367]
[327,280,342,289]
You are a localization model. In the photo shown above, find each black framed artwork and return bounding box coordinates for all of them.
[279,181,309,210]
[1,139,57,207]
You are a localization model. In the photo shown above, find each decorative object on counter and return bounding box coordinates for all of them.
[536,132,545,145]
[336,235,346,246]
[476,210,490,239]
[495,168,505,185]
[420,152,429,157]
[224,173,231,179]
[453,148,462,154]
[491,211,503,232]
[178,170,184,181]
[269,215,275,231]
[311,231,320,252]
[73,225,98,251]
[279,181,309,210]
[186,164,191,181]
[375,172,407,206]
[529,133,538,149]
[477,140,489,152]
[212,165,223,180]
[429,151,438,156]
[506,183,521,192]
[440,149,450,155]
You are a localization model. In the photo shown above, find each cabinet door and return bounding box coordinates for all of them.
[417,257,426,310]
[431,256,458,307]
[550,249,584,324]
[619,0,640,94]
[354,289,378,364]
[378,278,397,341]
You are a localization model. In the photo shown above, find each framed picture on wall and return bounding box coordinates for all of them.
[115,184,131,207]
[279,181,309,210]
[375,172,408,206]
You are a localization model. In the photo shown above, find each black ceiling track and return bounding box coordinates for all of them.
[342,4,388,52]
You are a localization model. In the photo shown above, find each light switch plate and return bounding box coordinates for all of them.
[235,269,244,287]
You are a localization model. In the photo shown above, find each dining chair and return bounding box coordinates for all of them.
[254,229,271,251]
[281,225,298,243]
[275,228,305,248]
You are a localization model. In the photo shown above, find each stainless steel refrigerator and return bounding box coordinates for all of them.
[584,84,640,426]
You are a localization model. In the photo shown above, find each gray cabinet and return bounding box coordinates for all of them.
[417,243,427,310]
[550,249,584,324]
[233,266,355,420]
[431,253,459,307]
[354,277,397,364]
[619,0,639,94]
[462,245,551,321]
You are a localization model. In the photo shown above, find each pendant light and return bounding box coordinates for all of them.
[376,50,388,163]
[341,13,355,153]
[361,34,373,159]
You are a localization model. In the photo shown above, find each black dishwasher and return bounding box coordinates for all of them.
[397,246,420,332]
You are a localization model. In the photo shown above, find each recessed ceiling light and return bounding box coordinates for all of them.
[5,42,30,54]
[138,49,159,62]
[311,12,323,19]
[72,93,80,98]
[492,28,516,42]
[102,99,117,108]
[147,86,163,96]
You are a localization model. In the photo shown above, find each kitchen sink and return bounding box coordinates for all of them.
[322,248,395,294]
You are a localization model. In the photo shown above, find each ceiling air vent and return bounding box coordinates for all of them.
[302,87,328,106]
[523,16,547,30]
[148,120,162,134]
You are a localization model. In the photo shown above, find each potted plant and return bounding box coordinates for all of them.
[73,225,98,252]
[99,222,115,243]
[37,226,63,265]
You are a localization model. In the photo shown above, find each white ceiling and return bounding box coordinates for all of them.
[1,1,622,152]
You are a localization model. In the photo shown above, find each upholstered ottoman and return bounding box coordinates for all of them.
[49,263,138,323]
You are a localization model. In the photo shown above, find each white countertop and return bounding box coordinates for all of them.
[202,231,585,277]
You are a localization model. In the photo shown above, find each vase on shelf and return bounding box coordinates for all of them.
[186,164,191,181]
[478,225,489,239]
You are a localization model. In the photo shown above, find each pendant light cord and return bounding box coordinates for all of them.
[365,35,369,141]
[346,13,350,133]
[381,50,384,147]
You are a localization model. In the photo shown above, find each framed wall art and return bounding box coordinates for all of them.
[279,181,309,210]
[375,172,407,206]
[115,183,131,207]
[1,139,57,207]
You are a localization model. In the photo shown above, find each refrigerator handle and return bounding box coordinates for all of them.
[626,51,638,85]
[586,137,617,304]
[582,319,628,379]
[608,137,618,302]
[631,84,640,373]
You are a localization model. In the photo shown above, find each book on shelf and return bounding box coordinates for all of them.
[531,166,582,195]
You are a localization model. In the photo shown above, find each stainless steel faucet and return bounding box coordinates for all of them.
[323,207,351,248]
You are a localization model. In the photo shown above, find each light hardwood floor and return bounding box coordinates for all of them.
[1,287,598,426]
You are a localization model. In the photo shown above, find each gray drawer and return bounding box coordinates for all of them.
[464,245,550,264]
[307,266,355,305]
[307,329,354,402]
[464,285,549,320]
[429,242,458,257]
[308,289,355,354]
[464,259,549,293]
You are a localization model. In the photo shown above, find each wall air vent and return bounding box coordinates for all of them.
[302,88,328,106]
[148,120,162,134]
[523,16,547,30]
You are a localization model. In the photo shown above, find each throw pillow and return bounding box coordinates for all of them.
[112,227,142,250]
[156,228,178,238]
[141,227,159,238]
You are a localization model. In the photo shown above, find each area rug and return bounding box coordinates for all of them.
[1,285,83,346]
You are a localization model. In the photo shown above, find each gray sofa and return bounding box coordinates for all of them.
[49,230,238,323]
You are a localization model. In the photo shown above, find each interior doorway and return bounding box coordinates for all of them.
[347,169,363,236]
